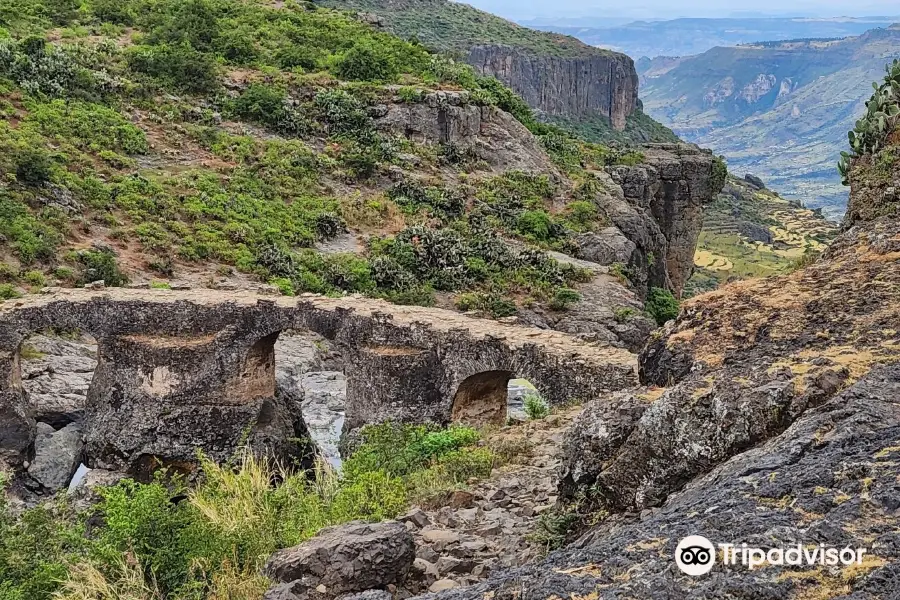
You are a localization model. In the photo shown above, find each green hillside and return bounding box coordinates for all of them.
[640,26,900,216]
[0,0,655,317]
[315,0,610,57]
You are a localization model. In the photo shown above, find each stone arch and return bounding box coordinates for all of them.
[450,370,514,426]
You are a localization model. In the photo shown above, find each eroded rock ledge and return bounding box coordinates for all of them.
[0,289,636,478]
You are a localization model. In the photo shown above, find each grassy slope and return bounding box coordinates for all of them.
[685,175,838,297]
[0,0,653,317]
[315,0,609,57]
[640,27,900,215]
[320,0,676,145]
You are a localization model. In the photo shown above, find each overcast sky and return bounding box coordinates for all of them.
[461,0,900,21]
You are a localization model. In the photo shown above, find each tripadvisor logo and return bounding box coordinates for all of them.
[675,535,716,576]
[674,535,869,576]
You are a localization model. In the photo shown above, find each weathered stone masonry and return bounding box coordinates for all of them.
[0,290,636,477]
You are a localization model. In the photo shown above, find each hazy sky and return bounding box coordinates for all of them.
[461,0,900,21]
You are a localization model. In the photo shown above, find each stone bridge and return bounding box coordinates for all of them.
[0,289,636,477]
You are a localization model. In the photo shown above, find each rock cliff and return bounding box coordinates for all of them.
[577,144,720,298]
[466,45,639,131]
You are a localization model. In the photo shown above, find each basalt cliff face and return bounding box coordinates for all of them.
[318,0,641,132]
[465,45,639,130]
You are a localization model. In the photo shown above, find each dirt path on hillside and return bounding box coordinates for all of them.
[402,408,581,594]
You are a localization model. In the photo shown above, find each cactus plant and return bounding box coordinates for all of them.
[839,60,900,184]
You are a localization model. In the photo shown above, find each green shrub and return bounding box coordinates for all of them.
[613,306,637,323]
[0,262,17,282]
[516,210,553,241]
[434,447,494,482]
[343,422,484,480]
[0,491,87,600]
[609,262,632,286]
[127,43,219,93]
[333,40,399,82]
[530,508,579,551]
[75,249,127,286]
[523,392,550,420]
[548,287,581,311]
[565,200,599,230]
[22,269,45,287]
[271,277,295,296]
[27,100,149,154]
[454,291,517,318]
[228,84,292,132]
[645,287,680,326]
[89,0,136,25]
[398,86,424,103]
[328,470,407,522]
[0,283,22,300]
[711,155,728,194]
[14,147,54,184]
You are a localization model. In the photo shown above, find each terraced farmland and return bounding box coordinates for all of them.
[686,175,838,296]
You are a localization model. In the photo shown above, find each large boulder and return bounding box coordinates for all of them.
[557,393,649,501]
[265,521,415,598]
[19,334,97,428]
[27,421,82,493]
[575,228,636,266]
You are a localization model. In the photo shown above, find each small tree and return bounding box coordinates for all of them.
[334,41,399,82]
[645,287,680,326]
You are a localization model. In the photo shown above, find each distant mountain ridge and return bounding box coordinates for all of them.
[530,16,900,58]
[638,25,900,217]
[317,0,675,143]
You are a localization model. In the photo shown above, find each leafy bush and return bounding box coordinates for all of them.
[0,37,91,97]
[127,43,219,93]
[27,100,149,154]
[343,422,485,480]
[454,291,517,318]
[388,181,466,220]
[0,282,22,300]
[0,193,62,263]
[564,200,599,230]
[523,393,550,420]
[333,40,399,82]
[645,287,680,326]
[227,84,308,135]
[22,269,45,287]
[549,287,581,311]
[14,147,54,184]
[711,155,728,194]
[517,210,553,241]
[75,249,127,286]
[530,508,579,551]
[0,487,87,600]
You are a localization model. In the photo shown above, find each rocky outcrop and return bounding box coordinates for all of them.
[19,334,96,428]
[376,91,559,175]
[465,45,638,130]
[559,176,900,515]
[265,521,414,599]
[557,392,649,501]
[584,143,719,298]
[422,362,900,599]
[0,289,636,477]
